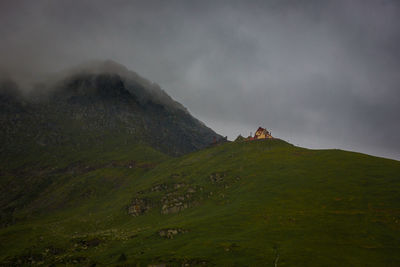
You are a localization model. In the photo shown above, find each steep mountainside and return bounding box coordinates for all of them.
[0,60,221,159]
[0,139,399,266]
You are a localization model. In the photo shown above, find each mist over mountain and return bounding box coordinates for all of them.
[0,60,222,157]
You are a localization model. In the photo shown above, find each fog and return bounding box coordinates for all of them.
[1,0,400,159]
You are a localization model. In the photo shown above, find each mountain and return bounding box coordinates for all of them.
[1,138,399,266]
[0,60,221,159]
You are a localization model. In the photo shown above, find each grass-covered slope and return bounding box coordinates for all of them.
[1,139,400,266]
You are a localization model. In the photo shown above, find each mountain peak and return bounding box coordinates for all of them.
[55,72,132,101]
[1,60,222,156]
[67,59,130,77]
[49,60,188,113]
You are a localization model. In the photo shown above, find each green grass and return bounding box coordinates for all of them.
[1,139,400,266]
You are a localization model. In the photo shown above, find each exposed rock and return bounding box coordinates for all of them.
[209,172,225,183]
[173,183,186,189]
[161,200,189,215]
[130,183,200,216]
[128,198,151,216]
[150,183,168,192]
[158,228,187,239]
[187,187,196,193]
[161,191,193,214]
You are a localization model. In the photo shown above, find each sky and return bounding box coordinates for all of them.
[1,0,400,160]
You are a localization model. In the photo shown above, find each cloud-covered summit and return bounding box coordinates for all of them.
[48,60,188,113]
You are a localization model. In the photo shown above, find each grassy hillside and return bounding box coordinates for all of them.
[1,139,400,266]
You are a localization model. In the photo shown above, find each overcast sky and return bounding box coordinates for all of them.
[1,0,400,160]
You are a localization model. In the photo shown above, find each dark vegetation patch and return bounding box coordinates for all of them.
[73,237,102,249]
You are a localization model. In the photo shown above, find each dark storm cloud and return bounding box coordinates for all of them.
[1,0,400,159]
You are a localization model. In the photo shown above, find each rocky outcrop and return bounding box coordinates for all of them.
[161,196,189,215]
[209,172,225,183]
[150,183,168,192]
[129,183,200,216]
[128,198,151,216]
[158,228,187,239]
[128,172,241,217]
[161,185,197,215]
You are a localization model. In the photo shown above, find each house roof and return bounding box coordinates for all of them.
[256,127,267,133]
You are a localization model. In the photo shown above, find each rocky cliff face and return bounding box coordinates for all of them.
[0,60,222,157]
